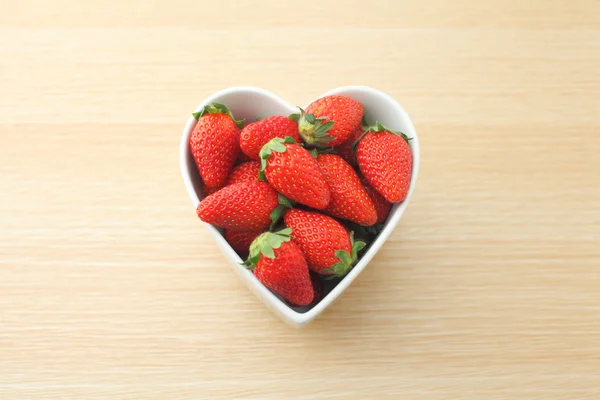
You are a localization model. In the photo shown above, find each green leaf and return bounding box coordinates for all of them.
[322,262,345,275]
[320,121,335,131]
[244,230,290,267]
[335,250,353,266]
[351,129,369,148]
[349,231,366,260]
[269,206,285,229]
[258,168,267,181]
[261,244,275,259]
[244,232,270,269]
[270,198,292,230]
[276,227,292,236]
[278,194,293,208]
[197,102,245,128]
[288,110,301,122]
[363,120,412,142]
[266,234,284,249]
[361,114,368,127]
[295,107,335,145]
[270,141,287,152]
[192,111,201,120]
[352,240,366,260]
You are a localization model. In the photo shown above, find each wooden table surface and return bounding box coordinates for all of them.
[2,1,600,398]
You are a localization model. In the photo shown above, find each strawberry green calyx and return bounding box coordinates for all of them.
[307,147,335,158]
[269,194,293,229]
[361,115,369,128]
[192,102,245,129]
[322,232,366,277]
[244,228,293,269]
[362,121,412,143]
[258,136,296,180]
[289,107,335,145]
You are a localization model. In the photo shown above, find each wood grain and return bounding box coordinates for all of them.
[1,1,599,398]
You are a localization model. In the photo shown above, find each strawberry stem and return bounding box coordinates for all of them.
[269,194,294,230]
[290,107,335,145]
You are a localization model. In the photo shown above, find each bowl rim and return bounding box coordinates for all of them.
[179,86,420,327]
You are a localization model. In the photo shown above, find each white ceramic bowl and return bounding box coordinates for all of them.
[180,86,420,327]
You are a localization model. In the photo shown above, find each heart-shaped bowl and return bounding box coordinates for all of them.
[180,86,420,327]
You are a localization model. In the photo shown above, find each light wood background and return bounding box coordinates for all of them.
[1,1,600,398]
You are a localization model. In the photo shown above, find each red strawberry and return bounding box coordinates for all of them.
[240,116,301,160]
[225,229,262,256]
[245,229,314,306]
[336,126,364,166]
[283,209,365,276]
[259,137,330,209]
[196,181,278,231]
[357,122,413,203]
[316,154,377,226]
[291,95,363,147]
[360,175,391,224]
[225,161,260,186]
[190,103,243,188]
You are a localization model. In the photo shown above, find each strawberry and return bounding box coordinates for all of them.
[360,175,391,224]
[245,228,314,306]
[196,181,278,231]
[225,161,260,186]
[290,95,363,147]
[357,122,413,203]
[259,137,330,209]
[240,116,301,160]
[336,126,364,166]
[224,229,262,256]
[283,209,365,276]
[316,154,377,226]
[190,103,243,188]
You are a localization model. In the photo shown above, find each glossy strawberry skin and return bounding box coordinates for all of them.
[283,209,352,275]
[305,95,363,147]
[225,161,261,186]
[225,230,262,256]
[356,131,413,203]
[254,241,314,306]
[360,175,391,224]
[190,113,240,188]
[196,181,278,231]
[336,126,364,166]
[240,116,301,160]
[317,154,376,226]
[264,143,330,209]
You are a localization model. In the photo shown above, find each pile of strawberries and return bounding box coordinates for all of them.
[190,95,412,307]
